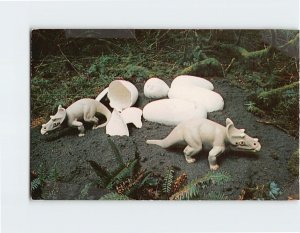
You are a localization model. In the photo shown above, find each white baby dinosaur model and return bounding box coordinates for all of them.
[41,98,111,137]
[147,118,261,170]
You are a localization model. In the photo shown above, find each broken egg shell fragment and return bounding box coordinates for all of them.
[108,80,138,112]
[171,75,214,90]
[143,99,207,126]
[95,87,109,102]
[120,107,143,128]
[95,80,138,111]
[106,109,129,136]
[144,77,170,99]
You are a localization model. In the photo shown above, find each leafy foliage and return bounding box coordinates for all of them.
[79,183,93,200]
[107,138,125,169]
[288,150,299,177]
[106,159,139,189]
[244,101,265,117]
[30,162,61,199]
[170,171,231,200]
[239,181,283,200]
[100,192,131,200]
[269,182,282,200]
[31,178,41,191]
[162,167,175,196]
[88,140,158,200]
[204,192,226,200]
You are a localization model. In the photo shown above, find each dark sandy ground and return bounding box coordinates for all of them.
[30,79,299,200]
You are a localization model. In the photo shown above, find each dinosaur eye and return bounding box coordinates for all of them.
[254,143,256,146]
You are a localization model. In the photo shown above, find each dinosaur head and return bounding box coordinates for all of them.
[41,105,66,135]
[225,118,261,152]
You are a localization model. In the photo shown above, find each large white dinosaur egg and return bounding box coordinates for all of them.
[168,85,224,112]
[144,77,170,99]
[143,99,207,126]
[171,75,214,90]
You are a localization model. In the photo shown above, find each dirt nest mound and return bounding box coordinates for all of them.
[30,79,299,200]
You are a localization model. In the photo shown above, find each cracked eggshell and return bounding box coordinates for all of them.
[168,85,224,112]
[171,75,214,90]
[144,78,170,99]
[143,99,207,126]
[120,107,143,128]
[106,109,129,136]
[95,87,108,101]
[96,80,138,112]
[108,80,138,111]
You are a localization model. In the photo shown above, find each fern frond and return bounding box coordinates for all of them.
[206,171,231,185]
[162,167,174,195]
[79,183,93,199]
[172,173,188,193]
[100,192,131,200]
[204,192,226,200]
[106,159,139,189]
[170,171,231,200]
[125,172,151,196]
[37,163,47,182]
[169,179,200,200]
[107,138,125,169]
[48,163,60,182]
[31,178,41,191]
[88,160,112,186]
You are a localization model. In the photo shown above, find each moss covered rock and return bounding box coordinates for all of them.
[288,150,299,176]
[179,58,223,77]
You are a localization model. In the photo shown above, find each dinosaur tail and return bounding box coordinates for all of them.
[146,139,167,148]
[146,126,183,149]
[96,102,112,128]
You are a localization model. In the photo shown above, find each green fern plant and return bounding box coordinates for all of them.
[170,171,231,200]
[30,162,61,198]
[162,167,175,196]
[100,192,131,200]
[106,159,139,189]
[89,139,158,200]
[48,162,60,182]
[204,192,226,200]
[78,183,93,200]
[107,138,125,169]
[88,160,112,186]
[31,178,41,191]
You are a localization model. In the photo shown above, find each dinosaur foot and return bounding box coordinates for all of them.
[78,133,85,137]
[185,157,196,163]
[209,164,219,171]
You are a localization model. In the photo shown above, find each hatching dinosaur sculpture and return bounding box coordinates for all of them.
[41,98,111,137]
[147,118,261,170]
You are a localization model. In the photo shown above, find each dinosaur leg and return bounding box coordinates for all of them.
[183,145,203,163]
[84,116,99,129]
[208,146,225,170]
[183,133,203,164]
[83,110,99,129]
[71,120,85,137]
